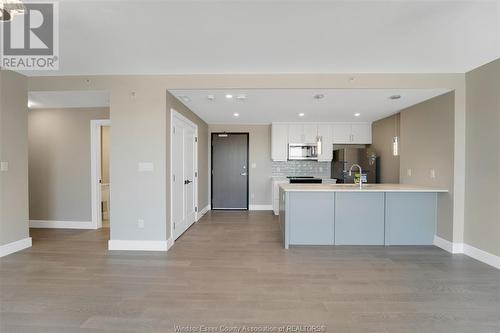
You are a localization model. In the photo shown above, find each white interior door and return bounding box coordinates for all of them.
[172,113,197,240]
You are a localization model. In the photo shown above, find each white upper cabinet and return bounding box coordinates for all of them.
[288,124,303,143]
[303,124,318,143]
[272,122,371,161]
[317,124,333,161]
[332,123,372,144]
[288,124,318,143]
[271,124,288,161]
[351,123,372,144]
[332,124,352,144]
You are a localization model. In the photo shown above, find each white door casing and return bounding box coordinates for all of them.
[90,119,111,229]
[171,110,198,241]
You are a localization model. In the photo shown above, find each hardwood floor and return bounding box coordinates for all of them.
[1,211,499,333]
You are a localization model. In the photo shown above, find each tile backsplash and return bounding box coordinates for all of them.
[272,161,331,178]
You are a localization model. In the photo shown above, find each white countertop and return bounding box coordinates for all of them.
[279,183,448,193]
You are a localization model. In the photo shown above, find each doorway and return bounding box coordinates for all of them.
[171,109,198,240]
[211,133,249,210]
[91,119,111,229]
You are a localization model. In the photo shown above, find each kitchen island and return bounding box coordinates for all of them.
[278,184,448,248]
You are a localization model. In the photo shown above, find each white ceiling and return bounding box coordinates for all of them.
[28,90,110,109]
[169,88,451,124]
[20,0,500,76]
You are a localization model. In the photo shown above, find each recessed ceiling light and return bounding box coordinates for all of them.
[225,94,233,99]
[207,95,215,101]
[179,95,190,102]
[298,113,305,117]
[313,94,324,100]
[233,113,239,117]
[354,113,361,117]
[389,95,401,100]
[236,94,246,101]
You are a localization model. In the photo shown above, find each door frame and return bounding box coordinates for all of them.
[210,132,250,210]
[90,119,111,230]
[170,109,198,241]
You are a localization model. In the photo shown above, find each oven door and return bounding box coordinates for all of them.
[288,144,318,160]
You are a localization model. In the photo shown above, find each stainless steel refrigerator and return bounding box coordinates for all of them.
[331,148,378,183]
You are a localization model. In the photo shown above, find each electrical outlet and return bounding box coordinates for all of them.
[407,168,412,177]
[430,169,436,179]
[138,219,145,229]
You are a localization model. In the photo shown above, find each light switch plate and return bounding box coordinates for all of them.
[138,162,154,172]
[407,168,412,177]
[0,161,8,172]
[251,163,257,169]
[430,169,436,179]
[138,219,145,228]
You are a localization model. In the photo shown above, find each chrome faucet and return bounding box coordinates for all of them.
[348,163,364,189]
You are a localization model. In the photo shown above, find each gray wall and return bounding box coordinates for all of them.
[370,113,400,183]
[465,58,500,257]
[0,71,29,246]
[209,124,272,206]
[28,108,110,221]
[399,92,455,241]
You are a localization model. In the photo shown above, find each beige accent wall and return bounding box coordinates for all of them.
[0,70,29,246]
[101,126,110,184]
[370,113,400,183]
[28,108,110,221]
[465,59,500,257]
[208,124,272,206]
[399,92,455,241]
[27,73,466,244]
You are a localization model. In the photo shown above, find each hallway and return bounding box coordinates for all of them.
[1,211,499,332]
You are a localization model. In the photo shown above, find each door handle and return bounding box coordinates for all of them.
[240,172,247,176]
[184,179,192,185]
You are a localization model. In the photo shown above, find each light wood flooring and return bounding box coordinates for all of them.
[1,211,499,333]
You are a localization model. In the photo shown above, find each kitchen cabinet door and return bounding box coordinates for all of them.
[302,124,318,143]
[332,124,352,144]
[271,124,288,161]
[351,123,372,144]
[317,124,333,161]
[288,124,303,143]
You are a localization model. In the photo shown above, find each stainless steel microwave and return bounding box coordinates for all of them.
[288,143,318,160]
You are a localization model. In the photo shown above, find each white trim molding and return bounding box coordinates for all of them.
[108,239,171,251]
[463,244,500,270]
[30,220,96,229]
[196,205,210,221]
[433,235,463,254]
[0,237,32,257]
[434,235,499,269]
[90,119,111,230]
[249,204,273,211]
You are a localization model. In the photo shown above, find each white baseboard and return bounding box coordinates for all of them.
[433,235,463,254]
[108,239,169,251]
[166,236,174,250]
[434,235,499,269]
[249,204,273,211]
[30,220,96,229]
[463,243,500,269]
[0,237,32,257]
[196,205,210,221]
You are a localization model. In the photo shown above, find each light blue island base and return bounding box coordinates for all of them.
[279,187,440,249]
